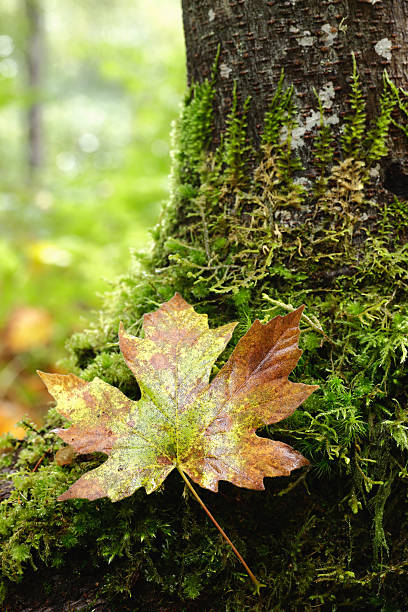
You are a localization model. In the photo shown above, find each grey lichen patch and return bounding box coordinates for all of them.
[286,82,338,150]
[298,31,315,47]
[374,38,392,61]
[319,82,336,110]
[369,164,380,178]
[291,111,331,149]
[293,176,313,190]
[220,63,232,79]
[321,24,338,46]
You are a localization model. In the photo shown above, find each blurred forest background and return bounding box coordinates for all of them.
[0,0,184,436]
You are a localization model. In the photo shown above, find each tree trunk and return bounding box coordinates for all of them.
[182,0,408,177]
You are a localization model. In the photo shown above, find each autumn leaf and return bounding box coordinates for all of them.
[39,293,316,501]
[38,293,317,590]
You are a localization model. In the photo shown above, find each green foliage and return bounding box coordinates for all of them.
[275,95,304,185]
[0,434,15,467]
[222,83,252,184]
[262,72,303,190]
[384,74,408,139]
[275,376,368,477]
[341,54,367,159]
[262,70,293,148]
[341,59,399,166]
[178,63,218,181]
[365,74,398,163]
[312,93,335,194]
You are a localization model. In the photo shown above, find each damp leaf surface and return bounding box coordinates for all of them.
[39,293,317,502]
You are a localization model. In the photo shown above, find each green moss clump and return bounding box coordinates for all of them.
[1,65,408,609]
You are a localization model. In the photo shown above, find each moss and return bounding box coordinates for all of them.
[341,54,367,160]
[1,66,408,609]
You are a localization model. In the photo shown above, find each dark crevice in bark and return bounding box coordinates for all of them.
[384,160,408,198]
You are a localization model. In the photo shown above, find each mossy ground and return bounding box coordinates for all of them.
[1,65,408,610]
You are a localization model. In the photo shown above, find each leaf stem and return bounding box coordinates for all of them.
[177,466,264,594]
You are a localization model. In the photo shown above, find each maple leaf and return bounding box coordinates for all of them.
[39,293,317,591]
[39,293,317,502]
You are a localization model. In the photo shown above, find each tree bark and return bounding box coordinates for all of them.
[182,0,408,175]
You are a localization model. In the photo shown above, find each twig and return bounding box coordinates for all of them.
[177,466,264,594]
[262,294,334,345]
[277,467,310,496]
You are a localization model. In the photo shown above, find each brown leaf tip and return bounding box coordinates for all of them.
[271,304,305,331]
[168,292,191,309]
[58,477,107,501]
